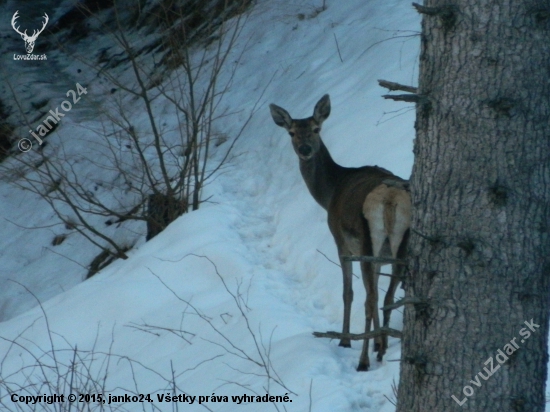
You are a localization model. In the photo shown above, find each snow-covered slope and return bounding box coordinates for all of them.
[0,0,447,410]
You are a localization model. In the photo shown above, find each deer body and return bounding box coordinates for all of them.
[270,94,410,371]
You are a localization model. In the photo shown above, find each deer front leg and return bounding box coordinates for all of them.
[339,256,353,348]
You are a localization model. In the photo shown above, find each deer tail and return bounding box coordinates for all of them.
[383,199,396,238]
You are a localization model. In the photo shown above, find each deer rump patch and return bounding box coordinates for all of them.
[362,184,411,257]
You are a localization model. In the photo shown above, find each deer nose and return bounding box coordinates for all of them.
[298,145,312,157]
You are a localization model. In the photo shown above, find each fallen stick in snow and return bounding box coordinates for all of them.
[313,327,402,341]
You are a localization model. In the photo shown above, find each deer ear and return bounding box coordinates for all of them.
[313,94,330,124]
[269,104,292,130]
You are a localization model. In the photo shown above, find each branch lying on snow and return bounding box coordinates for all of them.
[313,327,402,340]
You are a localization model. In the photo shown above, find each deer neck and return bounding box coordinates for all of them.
[299,139,346,211]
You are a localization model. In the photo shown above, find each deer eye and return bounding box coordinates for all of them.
[289,131,295,137]
[313,127,320,133]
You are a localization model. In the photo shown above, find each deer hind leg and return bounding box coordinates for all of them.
[379,207,411,360]
[364,185,411,363]
[369,238,385,356]
[357,243,376,371]
[370,262,382,354]
[379,268,400,361]
[357,214,387,371]
[339,253,353,348]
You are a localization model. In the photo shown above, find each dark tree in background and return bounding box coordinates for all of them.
[397,1,550,411]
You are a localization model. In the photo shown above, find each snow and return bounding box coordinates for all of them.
[2,0,546,410]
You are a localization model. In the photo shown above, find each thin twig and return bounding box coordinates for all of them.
[333,33,343,62]
[308,379,313,412]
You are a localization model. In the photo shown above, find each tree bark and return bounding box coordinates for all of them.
[397,1,550,411]
[146,193,188,241]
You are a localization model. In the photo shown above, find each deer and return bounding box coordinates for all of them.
[11,11,49,54]
[269,94,411,371]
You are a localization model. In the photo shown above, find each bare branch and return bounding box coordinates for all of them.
[381,296,425,311]
[382,93,421,103]
[378,79,417,93]
[412,2,457,17]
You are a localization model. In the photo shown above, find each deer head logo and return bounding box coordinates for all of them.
[11,11,49,54]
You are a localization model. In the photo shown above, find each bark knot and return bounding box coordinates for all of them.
[531,8,550,24]
[488,183,508,207]
[486,97,516,118]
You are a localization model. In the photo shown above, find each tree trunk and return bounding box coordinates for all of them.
[397,1,550,411]
[146,193,188,241]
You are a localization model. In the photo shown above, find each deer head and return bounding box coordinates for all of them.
[270,94,331,161]
[11,11,49,54]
